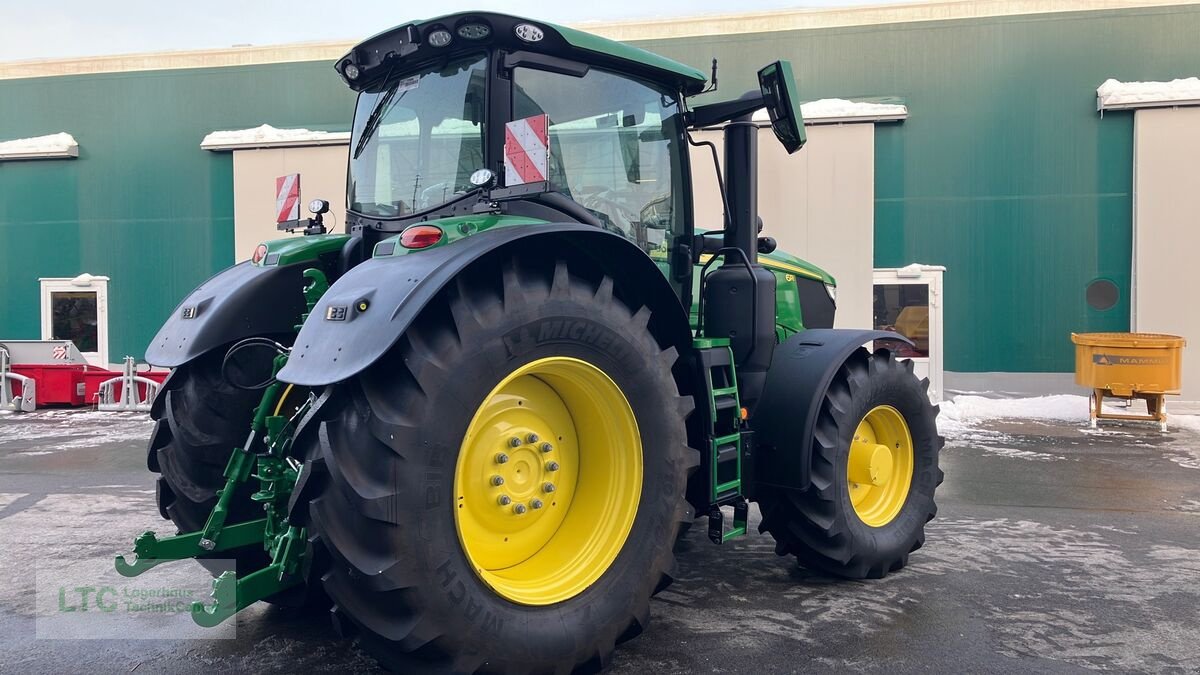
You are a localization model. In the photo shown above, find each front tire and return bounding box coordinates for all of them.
[307,257,695,672]
[757,348,943,579]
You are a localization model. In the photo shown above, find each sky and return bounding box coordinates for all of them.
[0,0,919,61]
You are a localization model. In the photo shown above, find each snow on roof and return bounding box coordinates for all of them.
[200,124,351,151]
[751,98,908,125]
[0,132,79,160]
[1096,77,1200,111]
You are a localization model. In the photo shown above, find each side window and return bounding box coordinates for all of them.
[512,67,685,261]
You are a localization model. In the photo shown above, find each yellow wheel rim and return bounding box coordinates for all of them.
[454,357,642,605]
[847,405,914,527]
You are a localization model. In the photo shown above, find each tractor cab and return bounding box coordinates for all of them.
[340,13,706,272]
[338,12,806,298]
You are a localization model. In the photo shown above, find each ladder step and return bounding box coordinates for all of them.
[714,396,739,412]
[712,386,739,397]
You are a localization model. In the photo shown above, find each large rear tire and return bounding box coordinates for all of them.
[757,348,943,579]
[305,257,695,672]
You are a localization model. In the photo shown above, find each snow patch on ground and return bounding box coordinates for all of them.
[0,132,78,158]
[0,410,153,454]
[200,124,350,149]
[942,394,1089,424]
[1170,413,1200,434]
[1097,77,1200,107]
[975,445,1062,462]
[937,394,1200,463]
[937,395,1087,456]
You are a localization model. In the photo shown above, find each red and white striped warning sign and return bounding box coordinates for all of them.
[276,174,301,222]
[504,114,549,185]
[51,345,68,360]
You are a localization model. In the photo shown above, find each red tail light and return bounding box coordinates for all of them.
[399,225,444,249]
[251,244,268,264]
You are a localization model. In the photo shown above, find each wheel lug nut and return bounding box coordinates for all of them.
[509,437,522,448]
[497,495,512,506]
[526,433,539,444]
[495,453,509,464]
[531,498,543,509]
[513,503,527,515]
[491,475,505,486]
[546,461,559,472]
[540,442,553,453]
[543,482,556,493]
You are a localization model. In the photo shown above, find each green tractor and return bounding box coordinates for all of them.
[117,12,942,672]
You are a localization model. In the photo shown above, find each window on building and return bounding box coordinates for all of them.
[873,284,929,357]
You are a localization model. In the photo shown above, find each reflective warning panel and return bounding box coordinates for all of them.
[276,174,300,223]
[504,114,549,186]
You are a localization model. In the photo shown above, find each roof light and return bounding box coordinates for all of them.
[343,63,360,80]
[457,23,490,40]
[399,225,444,249]
[514,24,544,43]
[427,29,453,48]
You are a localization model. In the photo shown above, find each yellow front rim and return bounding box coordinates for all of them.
[847,405,914,527]
[454,357,642,605]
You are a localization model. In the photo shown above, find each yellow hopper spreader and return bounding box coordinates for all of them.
[1071,332,1186,430]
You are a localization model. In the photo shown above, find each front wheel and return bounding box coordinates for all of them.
[305,257,695,672]
[757,348,943,579]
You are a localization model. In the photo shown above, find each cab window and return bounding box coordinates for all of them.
[512,66,686,262]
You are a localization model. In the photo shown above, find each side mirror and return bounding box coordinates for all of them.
[757,60,806,154]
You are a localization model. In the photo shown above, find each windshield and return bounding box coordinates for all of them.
[348,54,487,218]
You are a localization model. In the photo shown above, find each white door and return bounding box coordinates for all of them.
[39,274,110,368]
[872,266,945,403]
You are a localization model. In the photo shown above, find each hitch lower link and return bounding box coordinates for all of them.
[115,269,328,627]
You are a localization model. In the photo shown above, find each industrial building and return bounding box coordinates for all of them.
[1,0,1197,403]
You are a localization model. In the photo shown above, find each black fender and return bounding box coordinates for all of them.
[277,223,692,386]
[749,329,914,492]
[145,261,308,368]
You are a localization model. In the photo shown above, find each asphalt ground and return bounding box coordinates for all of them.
[1,407,1199,674]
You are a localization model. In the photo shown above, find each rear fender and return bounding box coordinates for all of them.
[749,329,914,492]
[145,262,308,368]
[277,224,691,386]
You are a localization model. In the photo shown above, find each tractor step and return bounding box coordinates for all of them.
[694,338,749,542]
[707,498,750,544]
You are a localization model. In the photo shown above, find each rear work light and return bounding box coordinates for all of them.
[399,225,444,249]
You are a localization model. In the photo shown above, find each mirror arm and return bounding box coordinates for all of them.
[685,91,765,129]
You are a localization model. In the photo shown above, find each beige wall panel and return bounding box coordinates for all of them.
[691,123,875,329]
[231,145,348,261]
[1133,107,1200,403]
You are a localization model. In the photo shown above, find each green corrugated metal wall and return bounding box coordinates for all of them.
[0,62,353,360]
[631,5,1200,371]
[2,5,1198,370]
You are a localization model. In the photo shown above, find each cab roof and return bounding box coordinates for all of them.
[338,12,708,96]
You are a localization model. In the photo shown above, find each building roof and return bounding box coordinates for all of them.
[1,0,1197,81]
